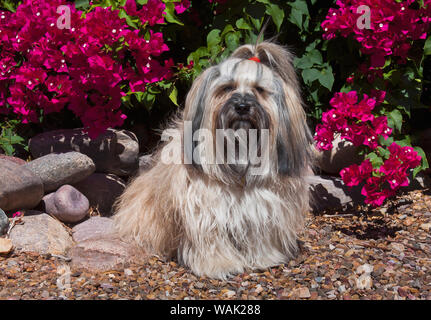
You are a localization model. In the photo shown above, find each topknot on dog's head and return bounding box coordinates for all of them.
[230,41,298,87]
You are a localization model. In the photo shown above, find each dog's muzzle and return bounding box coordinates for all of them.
[217,93,269,131]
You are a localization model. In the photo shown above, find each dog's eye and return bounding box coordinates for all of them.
[223,85,235,93]
[255,86,265,94]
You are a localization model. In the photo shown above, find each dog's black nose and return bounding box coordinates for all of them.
[235,102,250,114]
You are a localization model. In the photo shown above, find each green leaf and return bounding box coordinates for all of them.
[388,109,403,132]
[2,143,14,156]
[168,85,179,107]
[235,18,252,30]
[164,2,184,26]
[366,152,384,168]
[75,0,89,9]
[225,32,241,51]
[9,135,24,144]
[302,68,321,84]
[413,146,429,177]
[318,66,334,90]
[287,0,309,31]
[220,24,235,38]
[307,49,323,65]
[207,29,221,48]
[294,56,313,69]
[265,4,284,32]
[424,36,431,56]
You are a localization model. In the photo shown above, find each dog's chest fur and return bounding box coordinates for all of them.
[175,172,308,276]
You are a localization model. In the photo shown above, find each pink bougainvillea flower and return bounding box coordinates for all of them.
[0,0,174,136]
[175,0,191,14]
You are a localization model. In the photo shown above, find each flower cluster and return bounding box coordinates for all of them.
[315,90,391,151]
[340,143,421,206]
[316,1,428,206]
[0,0,176,137]
[315,88,423,206]
[322,0,431,69]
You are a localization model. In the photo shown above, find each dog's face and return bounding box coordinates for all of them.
[183,43,312,185]
[214,59,273,134]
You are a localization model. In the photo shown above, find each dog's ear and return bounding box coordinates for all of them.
[254,42,313,176]
[183,67,220,168]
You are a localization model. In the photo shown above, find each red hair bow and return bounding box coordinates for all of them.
[248,56,261,63]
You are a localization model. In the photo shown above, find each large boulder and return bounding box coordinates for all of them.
[315,134,364,175]
[307,175,364,212]
[73,173,125,216]
[29,128,139,177]
[0,159,44,211]
[24,152,95,193]
[72,216,114,242]
[70,215,147,271]
[9,213,74,255]
[0,154,26,166]
[70,236,147,271]
[43,185,89,223]
[0,208,9,236]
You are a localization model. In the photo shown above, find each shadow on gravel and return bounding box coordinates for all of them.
[334,223,402,240]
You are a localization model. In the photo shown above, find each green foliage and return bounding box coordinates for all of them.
[0,120,26,155]
[0,0,429,175]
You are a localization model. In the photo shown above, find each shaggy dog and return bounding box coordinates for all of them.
[114,41,313,279]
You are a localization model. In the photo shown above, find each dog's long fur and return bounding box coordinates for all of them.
[114,41,313,279]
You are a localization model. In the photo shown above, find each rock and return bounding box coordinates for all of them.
[297,287,311,298]
[70,235,147,271]
[356,263,374,275]
[24,152,95,193]
[73,173,125,216]
[0,238,13,254]
[356,273,373,290]
[420,223,431,232]
[0,159,44,211]
[403,172,431,191]
[315,134,364,175]
[307,175,363,212]
[124,268,134,276]
[223,290,236,298]
[43,185,89,223]
[72,216,114,242]
[9,213,73,255]
[0,154,26,165]
[29,128,139,177]
[389,243,405,252]
[0,208,9,236]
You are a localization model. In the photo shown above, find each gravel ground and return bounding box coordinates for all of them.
[0,189,430,300]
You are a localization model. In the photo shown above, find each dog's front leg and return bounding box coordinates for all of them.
[114,161,182,258]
